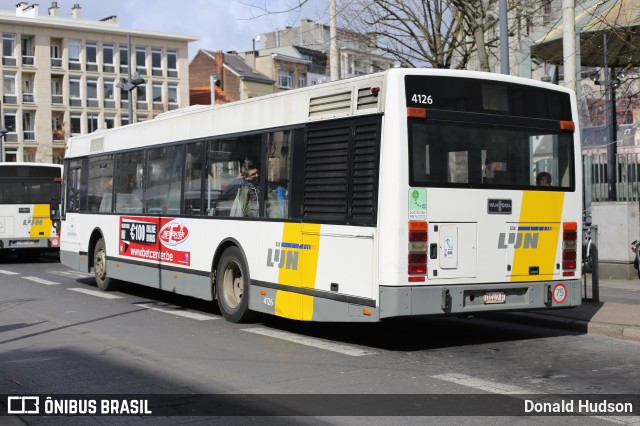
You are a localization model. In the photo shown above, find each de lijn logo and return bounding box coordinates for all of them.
[266,242,312,270]
[497,226,552,249]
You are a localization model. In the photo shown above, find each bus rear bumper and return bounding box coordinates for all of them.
[0,238,59,252]
[379,280,581,319]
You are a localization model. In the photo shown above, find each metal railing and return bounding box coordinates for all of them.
[583,152,640,211]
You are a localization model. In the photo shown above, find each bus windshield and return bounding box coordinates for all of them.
[409,120,574,190]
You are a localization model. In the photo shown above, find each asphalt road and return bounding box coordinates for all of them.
[1,254,639,425]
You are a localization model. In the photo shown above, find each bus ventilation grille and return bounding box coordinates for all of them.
[308,90,352,119]
[303,117,380,226]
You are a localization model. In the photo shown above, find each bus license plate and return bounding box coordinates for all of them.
[483,292,506,304]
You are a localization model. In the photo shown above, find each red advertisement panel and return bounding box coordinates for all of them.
[119,216,191,266]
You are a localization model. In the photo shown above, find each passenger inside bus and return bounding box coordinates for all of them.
[228,160,260,217]
[536,171,552,186]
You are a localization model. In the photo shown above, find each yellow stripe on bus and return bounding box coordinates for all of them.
[29,204,53,238]
[275,223,321,321]
[510,192,565,282]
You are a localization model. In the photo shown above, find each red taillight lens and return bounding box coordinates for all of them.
[409,231,427,242]
[562,222,577,272]
[408,264,427,275]
[408,253,427,264]
[408,221,428,279]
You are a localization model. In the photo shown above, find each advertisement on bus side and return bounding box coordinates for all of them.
[119,216,191,266]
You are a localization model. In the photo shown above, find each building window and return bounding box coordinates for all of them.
[119,44,129,74]
[298,73,307,88]
[87,113,99,133]
[103,43,114,73]
[136,83,147,110]
[68,39,81,70]
[4,110,16,133]
[121,115,129,126]
[70,114,82,135]
[86,78,98,107]
[168,83,178,105]
[69,77,81,107]
[3,73,16,104]
[152,82,162,103]
[152,48,162,76]
[23,112,35,141]
[104,79,115,108]
[278,70,294,88]
[136,46,147,75]
[104,115,115,129]
[50,42,62,68]
[51,79,63,104]
[2,33,16,66]
[167,49,177,77]
[86,42,98,71]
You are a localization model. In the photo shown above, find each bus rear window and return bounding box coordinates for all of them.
[409,121,574,190]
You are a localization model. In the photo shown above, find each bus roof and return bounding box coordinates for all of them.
[65,68,575,159]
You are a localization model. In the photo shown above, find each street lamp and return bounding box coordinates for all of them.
[588,33,627,201]
[116,34,145,124]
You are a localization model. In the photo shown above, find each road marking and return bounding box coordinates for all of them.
[49,270,93,279]
[134,302,218,321]
[0,269,19,275]
[22,276,59,286]
[432,373,538,394]
[68,287,123,299]
[242,327,377,357]
[433,373,639,424]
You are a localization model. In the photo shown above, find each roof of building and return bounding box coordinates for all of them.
[0,6,198,42]
[202,50,274,84]
[190,85,235,105]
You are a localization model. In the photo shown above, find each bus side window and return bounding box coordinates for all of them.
[265,131,291,219]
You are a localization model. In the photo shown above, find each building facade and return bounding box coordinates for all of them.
[1,2,196,163]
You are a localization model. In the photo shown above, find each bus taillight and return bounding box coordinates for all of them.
[408,221,428,282]
[562,222,577,276]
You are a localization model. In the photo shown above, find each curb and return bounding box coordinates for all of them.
[503,311,640,343]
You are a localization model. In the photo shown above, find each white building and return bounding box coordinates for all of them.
[0,2,197,163]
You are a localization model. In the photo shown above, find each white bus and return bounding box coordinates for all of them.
[0,162,62,256]
[61,68,582,323]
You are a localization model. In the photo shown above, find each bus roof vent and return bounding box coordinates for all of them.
[357,87,378,110]
[90,137,104,153]
[308,90,353,119]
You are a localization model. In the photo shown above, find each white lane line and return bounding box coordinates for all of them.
[242,327,377,357]
[432,373,539,394]
[135,302,218,321]
[0,269,19,275]
[49,270,93,279]
[22,276,59,286]
[68,287,123,299]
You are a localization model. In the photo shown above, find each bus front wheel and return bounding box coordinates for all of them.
[216,247,254,323]
[94,238,118,291]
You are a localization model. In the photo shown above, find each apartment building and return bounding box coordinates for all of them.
[0,2,197,163]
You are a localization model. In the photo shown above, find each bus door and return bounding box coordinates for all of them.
[428,222,477,279]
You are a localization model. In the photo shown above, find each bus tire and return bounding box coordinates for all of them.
[216,246,254,323]
[94,238,118,291]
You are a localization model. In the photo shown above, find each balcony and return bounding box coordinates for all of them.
[22,92,35,104]
[103,99,116,109]
[52,130,65,141]
[2,56,17,66]
[52,94,64,105]
[21,56,35,67]
[3,95,18,104]
[69,60,81,71]
[51,57,63,68]
[23,130,36,141]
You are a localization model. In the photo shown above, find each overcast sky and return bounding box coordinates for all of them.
[0,0,330,58]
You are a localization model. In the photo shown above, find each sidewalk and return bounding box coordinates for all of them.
[504,277,640,342]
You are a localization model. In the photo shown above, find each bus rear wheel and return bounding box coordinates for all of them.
[94,238,118,291]
[216,247,254,323]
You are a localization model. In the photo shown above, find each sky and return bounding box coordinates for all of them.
[0,0,331,59]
